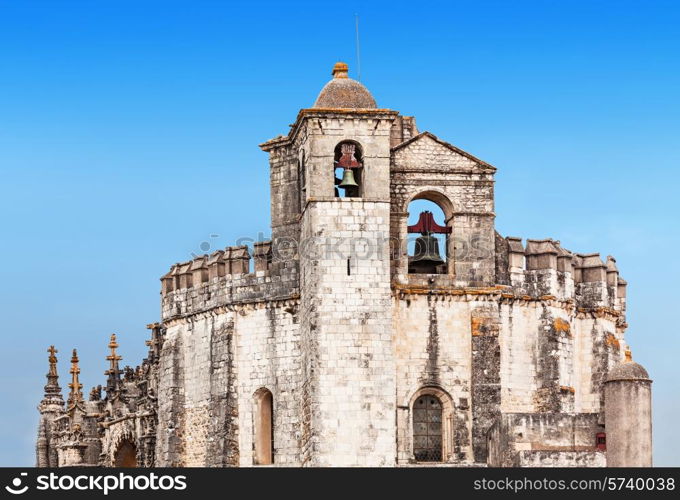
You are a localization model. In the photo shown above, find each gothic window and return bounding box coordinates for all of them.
[253,388,274,465]
[407,199,450,275]
[413,394,443,462]
[334,141,363,198]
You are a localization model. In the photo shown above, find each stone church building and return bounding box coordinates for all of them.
[36,62,652,467]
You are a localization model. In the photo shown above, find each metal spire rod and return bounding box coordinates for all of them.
[355,14,361,81]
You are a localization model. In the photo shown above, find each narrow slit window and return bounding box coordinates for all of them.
[254,389,274,465]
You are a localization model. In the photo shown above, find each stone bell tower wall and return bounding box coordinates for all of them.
[294,109,398,466]
[389,132,497,287]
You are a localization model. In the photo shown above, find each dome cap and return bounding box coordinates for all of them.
[605,349,651,382]
[313,62,377,109]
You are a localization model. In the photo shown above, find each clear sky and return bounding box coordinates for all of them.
[0,0,678,466]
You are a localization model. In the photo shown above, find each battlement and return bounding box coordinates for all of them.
[501,236,626,311]
[160,241,297,321]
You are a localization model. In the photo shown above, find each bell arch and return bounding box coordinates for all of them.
[113,439,138,468]
[407,386,455,463]
[405,189,456,220]
[253,387,274,465]
[333,140,363,198]
[404,191,454,275]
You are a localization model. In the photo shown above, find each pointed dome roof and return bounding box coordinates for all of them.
[313,62,377,109]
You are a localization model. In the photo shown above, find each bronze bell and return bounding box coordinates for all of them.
[410,233,444,274]
[338,168,359,188]
[411,233,444,266]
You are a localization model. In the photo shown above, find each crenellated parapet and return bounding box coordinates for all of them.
[161,245,251,295]
[160,242,298,321]
[499,236,626,313]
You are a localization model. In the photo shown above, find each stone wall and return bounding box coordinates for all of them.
[300,199,395,466]
[234,302,302,466]
[487,413,605,467]
[393,293,475,464]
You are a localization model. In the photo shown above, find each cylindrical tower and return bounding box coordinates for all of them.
[604,349,652,467]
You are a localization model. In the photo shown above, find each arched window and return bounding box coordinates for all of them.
[407,199,450,274]
[413,394,443,462]
[114,439,137,467]
[253,388,274,465]
[334,141,363,198]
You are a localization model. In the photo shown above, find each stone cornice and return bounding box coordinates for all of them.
[260,108,399,151]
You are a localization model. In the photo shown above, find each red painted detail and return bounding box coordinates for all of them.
[407,211,451,234]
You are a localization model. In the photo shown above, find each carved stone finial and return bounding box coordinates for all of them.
[145,323,163,362]
[43,345,62,399]
[625,348,632,362]
[332,61,349,79]
[48,345,58,364]
[105,334,123,392]
[67,348,83,406]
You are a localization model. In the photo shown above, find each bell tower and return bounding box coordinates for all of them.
[264,62,399,465]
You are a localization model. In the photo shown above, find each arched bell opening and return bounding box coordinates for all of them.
[333,141,363,198]
[406,199,450,275]
[113,439,138,468]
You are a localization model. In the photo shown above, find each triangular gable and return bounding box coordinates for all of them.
[391,131,496,172]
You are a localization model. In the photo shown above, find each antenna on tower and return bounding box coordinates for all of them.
[355,13,361,81]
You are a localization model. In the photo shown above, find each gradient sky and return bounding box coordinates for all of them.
[1,0,678,466]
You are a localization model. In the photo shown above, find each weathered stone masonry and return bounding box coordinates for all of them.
[36,62,651,467]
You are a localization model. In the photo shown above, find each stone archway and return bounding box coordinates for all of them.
[396,188,457,278]
[114,439,138,467]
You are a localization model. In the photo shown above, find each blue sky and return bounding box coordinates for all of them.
[0,0,678,466]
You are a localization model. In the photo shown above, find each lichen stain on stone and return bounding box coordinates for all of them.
[471,316,500,337]
[553,318,571,335]
[605,333,620,350]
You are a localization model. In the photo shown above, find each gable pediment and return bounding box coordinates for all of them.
[391,131,496,173]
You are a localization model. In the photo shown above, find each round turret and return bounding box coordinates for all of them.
[313,62,377,109]
[603,349,653,467]
[605,356,650,382]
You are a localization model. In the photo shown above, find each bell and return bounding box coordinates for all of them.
[338,168,359,188]
[412,234,444,265]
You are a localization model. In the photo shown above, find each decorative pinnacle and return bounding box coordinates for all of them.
[43,345,62,398]
[67,349,83,405]
[332,61,349,79]
[105,334,122,392]
[105,333,122,375]
[624,348,632,362]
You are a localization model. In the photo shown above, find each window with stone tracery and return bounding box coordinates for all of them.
[413,394,443,462]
